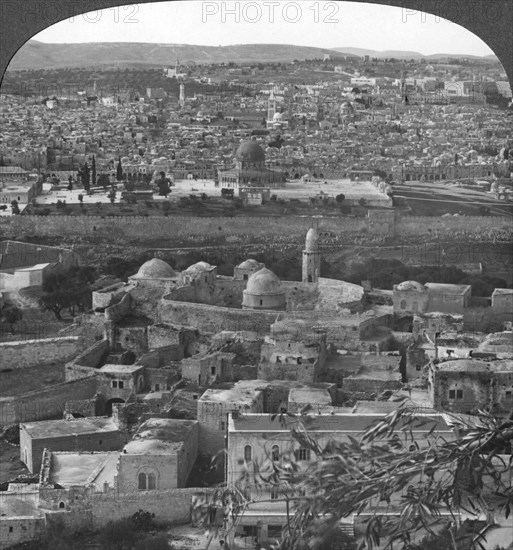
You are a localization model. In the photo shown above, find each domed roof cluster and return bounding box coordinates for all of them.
[235,140,266,163]
[305,227,319,252]
[184,261,214,275]
[133,258,176,279]
[245,268,283,295]
[396,280,427,292]
[237,259,261,269]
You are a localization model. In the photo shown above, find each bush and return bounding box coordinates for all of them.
[99,519,136,550]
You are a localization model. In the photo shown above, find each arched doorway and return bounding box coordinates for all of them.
[104,398,125,416]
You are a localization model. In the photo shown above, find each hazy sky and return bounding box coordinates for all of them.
[33,1,494,56]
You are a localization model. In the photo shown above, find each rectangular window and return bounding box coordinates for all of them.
[456,390,463,399]
[270,486,279,501]
[297,448,311,461]
[9,526,13,533]
[112,381,118,388]
[415,365,421,371]
[449,390,455,399]
[118,381,124,389]
[211,366,216,375]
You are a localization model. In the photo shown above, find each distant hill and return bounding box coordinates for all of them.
[8,41,355,70]
[332,46,498,61]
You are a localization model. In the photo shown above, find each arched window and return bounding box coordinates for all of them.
[147,473,156,490]
[138,472,147,490]
[244,445,252,462]
[59,502,65,509]
[138,471,158,491]
[400,300,407,310]
[271,445,280,461]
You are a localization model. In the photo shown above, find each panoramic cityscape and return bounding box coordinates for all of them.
[0,2,512,549]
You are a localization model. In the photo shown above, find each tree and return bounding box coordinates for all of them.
[232,404,512,550]
[80,162,90,192]
[0,304,23,334]
[91,155,97,187]
[11,200,20,214]
[336,194,345,203]
[78,194,84,207]
[116,158,124,181]
[108,188,117,204]
[157,174,172,197]
[98,173,110,190]
[38,267,95,320]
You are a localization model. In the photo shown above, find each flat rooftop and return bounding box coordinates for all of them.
[199,380,268,404]
[123,418,197,455]
[99,364,144,374]
[425,283,471,295]
[288,388,332,405]
[435,359,513,373]
[48,452,118,486]
[230,413,451,433]
[21,417,118,439]
[0,490,41,517]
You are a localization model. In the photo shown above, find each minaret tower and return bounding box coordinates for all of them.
[302,227,321,283]
[179,83,185,108]
[267,89,276,121]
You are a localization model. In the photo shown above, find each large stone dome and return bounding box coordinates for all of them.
[237,259,261,270]
[396,280,426,292]
[134,258,175,279]
[235,140,266,163]
[245,268,283,295]
[184,261,213,276]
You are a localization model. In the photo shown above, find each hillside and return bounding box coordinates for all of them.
[332,46,497,61]
[8,41,351,70]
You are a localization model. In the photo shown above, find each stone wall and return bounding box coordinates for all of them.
[0,376,97,426]
[65,339,110,381]
[0,337,81,371]
[158,299,278,335]
[0,516,45,548]
[2,213,511,243]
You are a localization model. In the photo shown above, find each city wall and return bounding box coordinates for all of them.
[0,337,81,371]
[1,214,511,245]
[0,376,97,426]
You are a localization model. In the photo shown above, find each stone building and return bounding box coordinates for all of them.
[393,280,513,333]
[19,416,123,473]
[217,140,285,189]
[226,411,454,544]
[117,418,198,490]
[0,240,81,291]
[196,380,266,456]
[242,268,286,310]
[233,258,265,282]
[428,358,513,415]
[258,319,327,382]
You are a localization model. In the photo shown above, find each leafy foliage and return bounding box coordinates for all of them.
[38,266,96,319]
[207,404,512,550]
